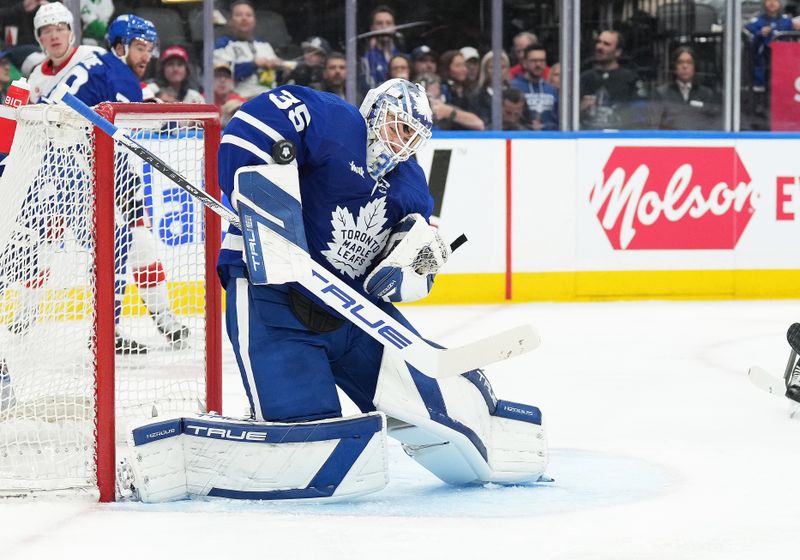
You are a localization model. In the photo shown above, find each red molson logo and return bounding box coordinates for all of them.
[589,147,756,250]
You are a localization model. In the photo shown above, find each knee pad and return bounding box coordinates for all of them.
[374,352,548,485]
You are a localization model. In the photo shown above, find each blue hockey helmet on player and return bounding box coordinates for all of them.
[107,14,158,51]
[359,78,433,180]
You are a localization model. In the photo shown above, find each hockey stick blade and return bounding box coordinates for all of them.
[436,323,540,376]
[52,88,541,379]
[748,366,785,396]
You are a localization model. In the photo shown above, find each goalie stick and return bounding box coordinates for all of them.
[49,84,541,379]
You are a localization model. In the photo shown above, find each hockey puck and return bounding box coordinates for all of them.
[272,139,296,164]
[450,233,468,252]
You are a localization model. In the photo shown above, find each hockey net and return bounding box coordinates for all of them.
[0,103,222,501]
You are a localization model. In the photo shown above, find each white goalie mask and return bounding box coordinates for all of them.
[359,78,433,180]
[34,2,76,50]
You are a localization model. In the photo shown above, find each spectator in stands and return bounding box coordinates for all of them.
[745,0,800,92]
[410,45,436,80]
[388,53,411,80]
[361,4,399,90]
[0,0,47,47]
[80,0,114,46]
[580,30,647,129]
[459,46,480,89]
[509,31,538,80]
[0,51,11,104]
[417,71,484,131]
[502,88,534,131]
[321,51,346,98]
[650,46,720,130]
[284,36,330,89]
[438,49,482,120]
[511,44,558,130]
[213,62,247,126]
[214,0,284,98]
[148,45,204,104]
[474,50,513,126]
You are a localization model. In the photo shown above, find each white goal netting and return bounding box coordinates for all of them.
[0,104,220,498]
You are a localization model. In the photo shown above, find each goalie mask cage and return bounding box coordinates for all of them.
[0,103,222,501]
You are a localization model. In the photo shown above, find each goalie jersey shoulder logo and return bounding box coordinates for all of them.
[320,197,391,279]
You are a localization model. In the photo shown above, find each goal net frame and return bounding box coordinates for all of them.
[0,102,223,502]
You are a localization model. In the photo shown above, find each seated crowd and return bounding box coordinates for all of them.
[1,0,797,131]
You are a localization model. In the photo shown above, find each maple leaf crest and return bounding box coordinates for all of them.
[411,90,432,124]
[321,198,391,279]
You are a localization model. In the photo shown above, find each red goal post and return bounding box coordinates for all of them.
[94,103,223,501]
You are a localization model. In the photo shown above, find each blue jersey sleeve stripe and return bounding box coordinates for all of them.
[232,110,290,146]
[221,134,275,164]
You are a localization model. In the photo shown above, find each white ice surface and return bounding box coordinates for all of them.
[3,299,800,559]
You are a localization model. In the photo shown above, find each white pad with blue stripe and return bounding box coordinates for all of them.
[375,352,548,485]
[122,412,388,502]
[233,164,312,286]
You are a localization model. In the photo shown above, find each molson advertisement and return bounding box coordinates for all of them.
[589,146,755,250]
[417,136,800,302]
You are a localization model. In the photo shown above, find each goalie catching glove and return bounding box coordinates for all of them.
[363,214,450,302]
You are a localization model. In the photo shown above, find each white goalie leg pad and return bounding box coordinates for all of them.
[122,416,190,503]
[123,412,389,502]
[374,352,548,485]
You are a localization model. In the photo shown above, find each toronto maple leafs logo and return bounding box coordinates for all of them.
[411,89,433,125]
[320,198,391,279]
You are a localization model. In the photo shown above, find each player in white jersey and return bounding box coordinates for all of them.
[12,4,190,354]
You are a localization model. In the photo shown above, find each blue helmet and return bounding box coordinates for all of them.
[359,79,433,180]
[106,14,158,48]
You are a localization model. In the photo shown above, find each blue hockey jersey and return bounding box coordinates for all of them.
[56,50,143,105]
[217,85,434,299]
[745,13,794,46]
